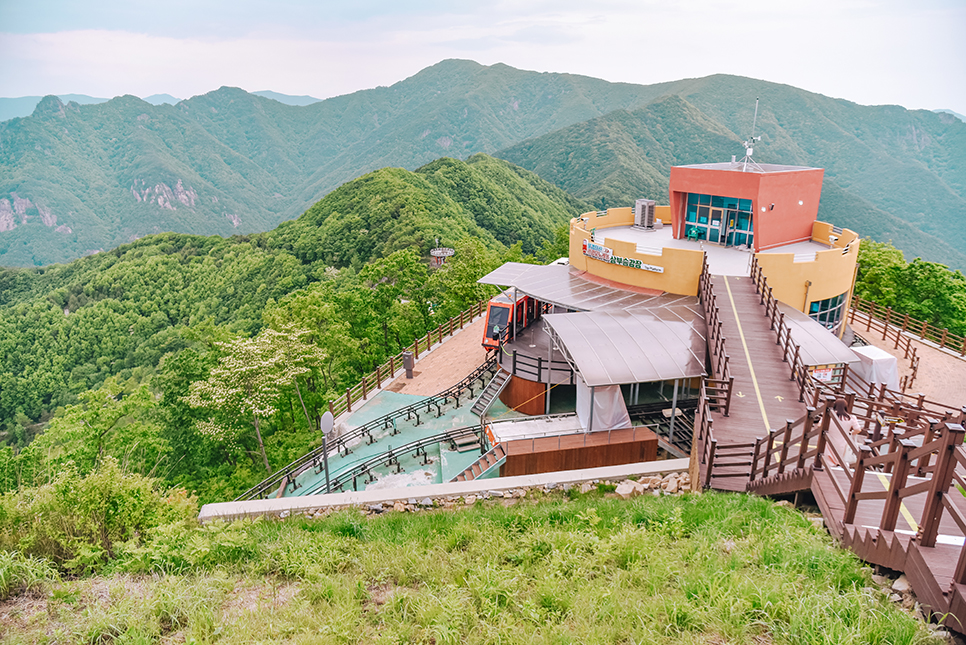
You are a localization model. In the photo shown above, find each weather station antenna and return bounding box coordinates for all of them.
[739,98,764,172]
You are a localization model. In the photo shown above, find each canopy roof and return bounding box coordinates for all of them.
[543,307,708,387]
[478,262,693,312]
[777,302,859,366]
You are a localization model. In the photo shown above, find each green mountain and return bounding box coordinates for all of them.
[3,60,966,269]
[498,76,966,269]
[0,154,583,425]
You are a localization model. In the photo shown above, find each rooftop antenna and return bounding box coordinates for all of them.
[739,97,764,172]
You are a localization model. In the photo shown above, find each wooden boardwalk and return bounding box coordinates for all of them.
[705,274,806,490]
[696,265,966,633]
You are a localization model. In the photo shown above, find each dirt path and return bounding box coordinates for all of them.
[858,332,966,408]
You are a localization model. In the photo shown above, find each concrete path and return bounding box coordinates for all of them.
[384,317,489,396]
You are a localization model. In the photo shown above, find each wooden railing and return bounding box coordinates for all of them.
[327,301,487,419]
[749,256,846,406]
[849,296,966,357]
[698,254,734,416]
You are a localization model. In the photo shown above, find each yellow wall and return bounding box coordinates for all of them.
[754,222,859,316]
[569,215,704,296]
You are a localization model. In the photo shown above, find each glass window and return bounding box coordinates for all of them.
[808,293,847,334]
[698,206,709,224]
[699,194,711,206]
[724,197,739,210]
[687,193,699,205]
[739,199,752,212]
[711,195,724,208]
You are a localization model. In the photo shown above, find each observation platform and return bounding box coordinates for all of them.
[598,225,828,277]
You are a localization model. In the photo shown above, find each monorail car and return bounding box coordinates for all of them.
[481,291,542,350]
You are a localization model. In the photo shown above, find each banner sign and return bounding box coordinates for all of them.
[812,367,834,382]
[582,239,664,273]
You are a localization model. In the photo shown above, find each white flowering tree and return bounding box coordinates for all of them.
[184,326,327,474]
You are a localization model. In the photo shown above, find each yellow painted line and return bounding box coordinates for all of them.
[723,276,770,432]
[874,472,919,533]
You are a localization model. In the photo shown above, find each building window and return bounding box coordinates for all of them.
[809,293,847,334]
[684,194,753,248]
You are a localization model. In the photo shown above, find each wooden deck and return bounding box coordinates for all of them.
[704,275,806,490]
[695,264,966,633]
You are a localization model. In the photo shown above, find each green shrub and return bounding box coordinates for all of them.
[0,457,197,572]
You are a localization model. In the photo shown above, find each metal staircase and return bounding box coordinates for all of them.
[452,444,507,482]
[470,369,510,420]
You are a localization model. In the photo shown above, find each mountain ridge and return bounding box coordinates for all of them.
[2,60,964,268]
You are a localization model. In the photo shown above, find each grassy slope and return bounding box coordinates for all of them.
[0,491,941,644]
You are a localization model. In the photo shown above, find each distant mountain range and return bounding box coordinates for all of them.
[2,60,964,269]
[0,91,322,122]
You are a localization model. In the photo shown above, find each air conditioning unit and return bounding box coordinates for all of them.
[634,199,656,230]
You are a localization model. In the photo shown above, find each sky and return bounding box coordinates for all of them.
[1,0,964,115]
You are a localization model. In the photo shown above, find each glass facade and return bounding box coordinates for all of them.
[684,194,754,248]
[809,293,847,334]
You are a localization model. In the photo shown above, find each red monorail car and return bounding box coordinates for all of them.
[481,291,542,350]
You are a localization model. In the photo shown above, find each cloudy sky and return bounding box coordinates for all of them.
[1,0,964,114]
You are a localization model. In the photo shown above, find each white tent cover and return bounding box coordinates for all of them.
[850,345,900,391]
[575,376,631,432]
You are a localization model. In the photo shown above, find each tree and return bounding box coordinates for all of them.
[184,327,327,473]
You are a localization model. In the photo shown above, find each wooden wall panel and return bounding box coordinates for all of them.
[499,374,546,416]
[500,428,658,477]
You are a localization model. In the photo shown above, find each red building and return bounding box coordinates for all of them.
[669,162,824,251]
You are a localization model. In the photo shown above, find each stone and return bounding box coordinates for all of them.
[464,495,477,505]
[562,483,572,492]
[279,511,289,519]
[419,497,433,507]
[808,517,825,530]
[871,575,890,586]
[393,502,406,513]
[889,593,902,603]
[545,482,558,490]
[368,504,384,514]
[891,574,911,593]
[407,498,417,505]
[580,482,594,494]
[488,490,504,498]
[775,500,794,509]
[615,481,638,499]
[901,594,916,610]
[515,489,527,498]
[666,479,680,494]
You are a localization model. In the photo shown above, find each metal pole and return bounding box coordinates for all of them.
[546,329,552,415]
[588,386,596,433]
[322,434,331,494]
[669,379,679,444]
[511,287,517,341]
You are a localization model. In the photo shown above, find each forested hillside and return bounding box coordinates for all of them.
[0,155,582,501]
[4,60,965,269]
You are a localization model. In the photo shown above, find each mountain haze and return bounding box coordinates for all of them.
[2,60,965,268]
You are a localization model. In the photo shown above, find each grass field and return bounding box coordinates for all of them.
[0,489,944,644]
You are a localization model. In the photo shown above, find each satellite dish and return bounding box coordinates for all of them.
[320,411,335,437]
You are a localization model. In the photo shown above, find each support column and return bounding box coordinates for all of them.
[670,379,679,444]
[588,387,596,433]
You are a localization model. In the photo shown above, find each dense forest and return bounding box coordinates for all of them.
[0,154,579,502]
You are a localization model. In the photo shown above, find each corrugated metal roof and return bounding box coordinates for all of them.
[544,308,708,387]
[777,302,859,366]
[478,262,695,312]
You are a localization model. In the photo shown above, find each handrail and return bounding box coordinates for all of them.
[235,356,499,500]
[698,254,734,416]
[849,297,966,357]
[311,425,482,494]
[328,300,488,419]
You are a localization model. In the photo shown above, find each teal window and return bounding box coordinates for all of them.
[809,293,847,334]
[687,193,699,205]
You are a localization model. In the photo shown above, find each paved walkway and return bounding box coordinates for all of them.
[384,317,489,396]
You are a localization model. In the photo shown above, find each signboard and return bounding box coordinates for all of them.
[812,367,834,382]
[582,239,664,273]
